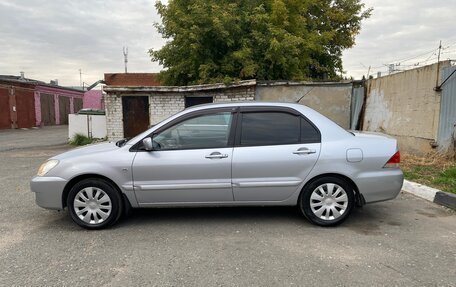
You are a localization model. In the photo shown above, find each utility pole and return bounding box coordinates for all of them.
[123,47,128,73]
[79,69,82,87]
[435,40,442,89]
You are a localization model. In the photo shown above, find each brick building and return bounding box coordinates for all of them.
[102,73,255,140]
[0,75,85,129]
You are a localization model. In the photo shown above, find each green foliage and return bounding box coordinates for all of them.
[150,0,371,85]
[69,133,94,146]
[404,165,456,194]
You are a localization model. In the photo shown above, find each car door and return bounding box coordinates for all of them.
[232,107,321,201]
[132,108,236,205]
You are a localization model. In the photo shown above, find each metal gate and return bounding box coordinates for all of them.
[74,98,83,113]
[122,96,149,138]
[15,89,35,128]
[437,65,456,151]
[40,93,55,126]
[0,87,10,129]
[59,96,70,125]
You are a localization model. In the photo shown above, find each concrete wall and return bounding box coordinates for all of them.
[255,82,353,129]
[69,114,107,139]
[363,61,451,155]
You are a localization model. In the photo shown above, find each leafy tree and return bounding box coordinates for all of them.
[150,0,371,85]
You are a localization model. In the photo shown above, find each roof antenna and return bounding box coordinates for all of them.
[123,46,128,73]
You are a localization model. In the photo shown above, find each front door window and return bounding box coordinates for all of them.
[153,112,233,150]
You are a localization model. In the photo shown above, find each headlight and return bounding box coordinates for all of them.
[37,160,59,176]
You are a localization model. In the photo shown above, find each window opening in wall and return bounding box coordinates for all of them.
[185,96,213,108]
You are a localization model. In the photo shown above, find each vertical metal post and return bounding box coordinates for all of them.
[123,47,128,73]
[435,40,442,89]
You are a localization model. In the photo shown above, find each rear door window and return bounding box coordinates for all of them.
[301,117,321,143]
[240,112,300,146]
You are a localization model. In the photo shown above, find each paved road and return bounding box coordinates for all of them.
[0,125,68,152]
[0,128,455,286]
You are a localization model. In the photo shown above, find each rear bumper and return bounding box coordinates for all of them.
[30,176,67,210]
[356,169,404,204]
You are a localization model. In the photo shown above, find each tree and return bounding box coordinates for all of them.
[150,0,371,85]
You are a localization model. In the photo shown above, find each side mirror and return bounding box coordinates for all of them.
[142,137,153,151]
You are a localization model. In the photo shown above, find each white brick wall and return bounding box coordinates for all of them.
[150,94,185,125]
[105,94,124,141]
[105,86,255,141]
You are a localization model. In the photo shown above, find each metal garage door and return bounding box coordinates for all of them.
[15,89,35,128]
[0,87,10,129]
[40,93,55,126]
[74,98,83,113]
[122,96,149,138]
[59,96,70,125]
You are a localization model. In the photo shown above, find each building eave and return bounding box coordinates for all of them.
[103,79,257,93]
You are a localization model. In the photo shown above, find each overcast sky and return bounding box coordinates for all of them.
[0,0,455,86]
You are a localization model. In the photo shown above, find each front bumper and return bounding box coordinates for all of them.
[30,176,67,210]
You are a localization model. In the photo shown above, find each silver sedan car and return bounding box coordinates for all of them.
[31,102,404,229]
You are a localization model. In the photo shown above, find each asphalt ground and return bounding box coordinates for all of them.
[0,127,455,286]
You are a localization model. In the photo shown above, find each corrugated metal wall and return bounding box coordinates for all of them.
[350,86,364,130]
[437,65,456,151]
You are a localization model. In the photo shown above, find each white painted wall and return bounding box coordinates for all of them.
[69,114,107,139]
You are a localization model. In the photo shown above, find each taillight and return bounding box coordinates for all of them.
[383,151,400,168]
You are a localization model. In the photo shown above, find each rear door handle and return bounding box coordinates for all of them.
[293,148,316,155]
[205,152,228,159]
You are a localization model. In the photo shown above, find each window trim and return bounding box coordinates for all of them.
[234,107,321,147]
[130,107,239,152]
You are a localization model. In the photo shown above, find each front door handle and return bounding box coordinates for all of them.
[293,148,316,155]
[205,152,228,159]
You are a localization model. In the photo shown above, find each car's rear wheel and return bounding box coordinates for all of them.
[300,177,355,226]
[67,179,122,230]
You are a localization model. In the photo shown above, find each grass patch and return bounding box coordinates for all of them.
[402,153,456,194]
[69,133,94,146]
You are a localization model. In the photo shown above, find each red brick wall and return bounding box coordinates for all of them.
[104,73,161,86]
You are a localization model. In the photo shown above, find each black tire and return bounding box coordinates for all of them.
[67,178,123,230]
[299,176,355,227]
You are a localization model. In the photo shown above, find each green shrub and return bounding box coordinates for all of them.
[69,133,94,146]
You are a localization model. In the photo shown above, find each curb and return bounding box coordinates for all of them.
[402,180,456,210]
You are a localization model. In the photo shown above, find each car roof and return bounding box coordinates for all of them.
[184,101,312,113]
[126,101,351,146]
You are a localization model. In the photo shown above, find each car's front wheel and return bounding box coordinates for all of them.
[67,179,122,230]
[300,177,355,226]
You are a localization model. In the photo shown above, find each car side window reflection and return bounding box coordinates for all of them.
[153,112,233,150]
[300,117,321,143]
[239,112,321,146]
[240,112,300,146]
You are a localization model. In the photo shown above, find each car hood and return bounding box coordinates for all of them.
[52,142,119,160]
